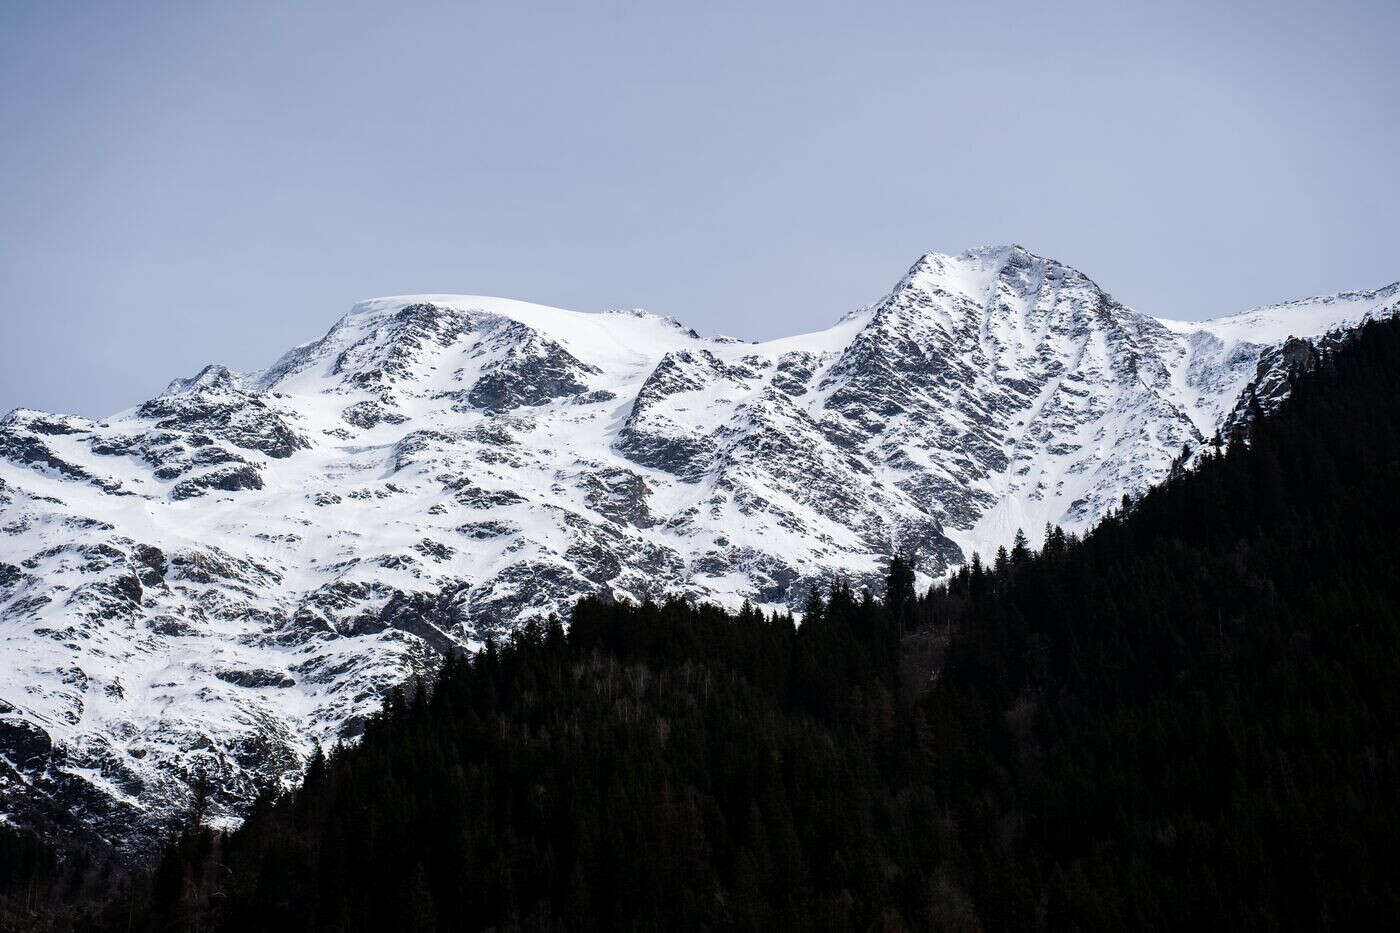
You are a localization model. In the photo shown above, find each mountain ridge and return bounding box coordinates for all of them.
[1,246,1396,852]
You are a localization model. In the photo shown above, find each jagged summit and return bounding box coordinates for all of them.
[164,363,241,397]
[881,245,1109,325]
[908,243,1035,269]
[1,247,1396,853]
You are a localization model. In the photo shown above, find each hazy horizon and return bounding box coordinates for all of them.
[3,0,1397,417]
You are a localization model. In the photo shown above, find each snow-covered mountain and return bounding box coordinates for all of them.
[1,245,1395,852]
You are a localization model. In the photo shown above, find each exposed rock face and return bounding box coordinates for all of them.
[1,251,1395,854]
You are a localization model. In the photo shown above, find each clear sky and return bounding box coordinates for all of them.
[2,0,1397,417]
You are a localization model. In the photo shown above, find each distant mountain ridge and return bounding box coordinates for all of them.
[1,246,1396,851]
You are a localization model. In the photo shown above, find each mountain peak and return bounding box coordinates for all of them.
[881,245,1079,316]
[909,243,1036,269]
[164,363,240,396]
[959,242,1033,262]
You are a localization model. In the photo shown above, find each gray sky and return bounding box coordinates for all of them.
[3,0,1397,417]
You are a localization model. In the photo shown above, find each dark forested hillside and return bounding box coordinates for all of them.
[12,314,1400,931]
[915,314,1400,929]
[141,588,953,932]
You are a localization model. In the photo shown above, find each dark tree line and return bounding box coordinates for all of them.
[7,315,1400,930]
[138,583,956,932]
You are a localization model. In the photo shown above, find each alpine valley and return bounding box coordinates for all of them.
[2,245,1396,852]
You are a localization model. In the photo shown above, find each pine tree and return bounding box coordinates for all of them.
[884,554,917,631]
